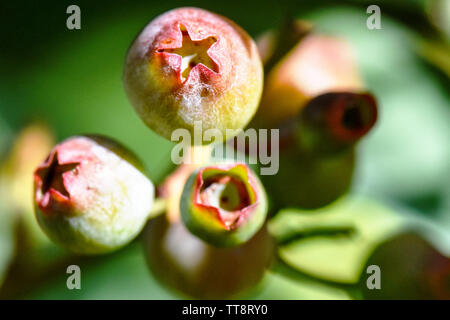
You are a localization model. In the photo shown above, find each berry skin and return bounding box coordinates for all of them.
[123,7,263,143]
[180,162,268,247]
[33,135,154,254]
[264,145,356,210]
[143,214,274,299]
[360,232,450,299]
[252,33,363,129]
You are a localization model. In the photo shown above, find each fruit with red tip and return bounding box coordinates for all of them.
[123,7,263,143]
[33,135,154,254]
[295,92,378,155]
[180,162,268,247]
[262,92,377,209]
[144,161,273,298]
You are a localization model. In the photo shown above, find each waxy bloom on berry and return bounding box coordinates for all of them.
[123,7,263,143]
[34,136,154,254]
[180,162,267,247]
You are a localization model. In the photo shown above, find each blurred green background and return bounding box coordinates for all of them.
[0,0,449,299]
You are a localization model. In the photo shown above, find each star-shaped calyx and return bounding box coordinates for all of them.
[199,175,251,229]
[35,151,80,199]
[157,25,219,82]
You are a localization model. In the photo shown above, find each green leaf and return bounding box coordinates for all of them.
[251,271,352,300]
[269,196,405,284]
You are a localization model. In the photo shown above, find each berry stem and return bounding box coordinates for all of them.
[264,17,312,75]
[148,198,168,220]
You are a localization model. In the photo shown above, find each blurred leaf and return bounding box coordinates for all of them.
[0,123,55,248]
[0,192,15,287]
[251,271,351,300]
[24,240,351,300]
[24,242,177,300]
[416,38,450,77]
[270,195,450,286]
[0,113,12,156]
[425,0,450,39]
[269,196,405,284]
[438,175,450,228]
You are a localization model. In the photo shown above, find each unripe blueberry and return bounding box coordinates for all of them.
[252,33,363,129]
[123,7,263,143]
[143,215,274,299]
[360,232,450,299]
[262,92,377,209]
[180,162,268,247]
[295,92,378,155]
[264,146,355,210]
[33,136,154,254]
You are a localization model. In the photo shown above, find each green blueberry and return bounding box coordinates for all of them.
[33,135,154,254]
[123,7,263,143]
[143,214,274,299]
[180,162,268,247]
[262,92,377,209]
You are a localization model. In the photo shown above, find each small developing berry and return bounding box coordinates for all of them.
[143,160,274,299]
[262,92,377,209]
[361,232,450,299]
[143,213,274,299]
[180,162,268,247]
[295,92,378,155]
[253,33,363,129]
[123,7,263,143]
[33,135,154,254]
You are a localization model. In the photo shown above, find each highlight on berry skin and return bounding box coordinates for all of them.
[180,162,268,247]
[33,135,154,254]
[123,7,264,144]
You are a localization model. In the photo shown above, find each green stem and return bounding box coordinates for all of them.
[264,17,312,76]
[148,198,167,219]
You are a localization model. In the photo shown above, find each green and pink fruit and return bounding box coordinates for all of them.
[180,162,268,247]
[295,92,378,155]
[252,32,363,129]
[33,136,154,254]
[360,232,450,299]
[143,214,274,299]
[262,92,377,209]
[123,7,263,143]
